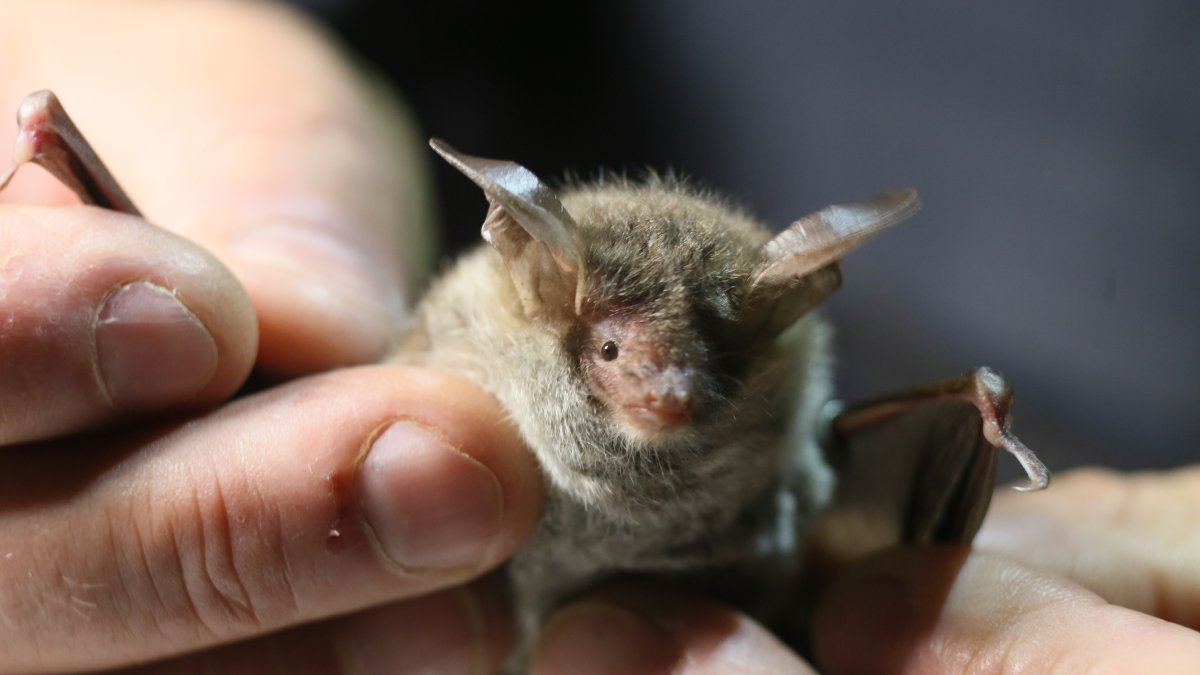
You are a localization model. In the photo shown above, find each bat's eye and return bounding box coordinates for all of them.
[600,340,620,361]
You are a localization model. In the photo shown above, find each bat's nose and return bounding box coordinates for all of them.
[624,367,694,433]
[644,386,691,415]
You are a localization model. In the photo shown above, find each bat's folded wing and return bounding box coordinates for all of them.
[805,367,1048,574]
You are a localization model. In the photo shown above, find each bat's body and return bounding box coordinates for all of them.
[398,143,1047,667]
[0,93,1050,671]
[396,183,838,642]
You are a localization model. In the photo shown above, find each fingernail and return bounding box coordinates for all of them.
[359,421,503,571]
[94,281,218,411]
[337,587,489,675]
[534,601,679,675]
[230,217,404,360]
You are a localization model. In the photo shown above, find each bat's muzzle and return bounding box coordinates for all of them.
[623,366,694,433]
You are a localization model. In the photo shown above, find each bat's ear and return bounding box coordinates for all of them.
[430,139,582,322]
[744,189,921,337]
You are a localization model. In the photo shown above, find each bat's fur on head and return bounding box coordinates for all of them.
[396,141,922,664]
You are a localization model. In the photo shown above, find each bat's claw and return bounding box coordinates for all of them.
[0,164,15,192]
[972,368,1050,492]
[999,428,1050,491]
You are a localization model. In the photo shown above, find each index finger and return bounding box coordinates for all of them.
[0,0,433,373]
[0,205,257,445]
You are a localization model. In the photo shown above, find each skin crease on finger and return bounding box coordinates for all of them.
[0,0,434,373]
[0,365,542,673]
[115,581,514,675]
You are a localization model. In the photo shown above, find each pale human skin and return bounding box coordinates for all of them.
[0,1,1197,673]
[1,2,541,673]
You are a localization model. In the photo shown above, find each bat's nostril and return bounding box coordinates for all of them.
[643,388,691,414]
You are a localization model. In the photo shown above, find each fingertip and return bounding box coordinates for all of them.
[359,419,506,571]
[335,581,508,675]
[94,253,259,414]
[0,205,257,442]
[357,366,546,571]
[534,600,679,675]
[536,583,814,675]
[85,212,260,413]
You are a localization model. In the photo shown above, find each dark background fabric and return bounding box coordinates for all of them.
[291,0,1198,474]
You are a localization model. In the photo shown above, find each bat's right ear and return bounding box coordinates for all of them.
[430,139,581,322]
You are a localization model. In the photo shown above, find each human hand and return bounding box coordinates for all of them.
[532,467,1200,674]
[1,365,543,673]
[0,2,549,673]
[0,0,432,443]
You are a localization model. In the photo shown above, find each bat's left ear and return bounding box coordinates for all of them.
[744,189,921,337]
[430,139,582,323]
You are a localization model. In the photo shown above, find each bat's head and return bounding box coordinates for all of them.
[560,181,771,440]
[429,139,919,443]
[572,312,700,436]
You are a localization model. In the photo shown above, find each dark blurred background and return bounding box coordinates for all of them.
[294,0,1198,473]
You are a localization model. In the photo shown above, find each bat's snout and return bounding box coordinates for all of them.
[622,366,694,433]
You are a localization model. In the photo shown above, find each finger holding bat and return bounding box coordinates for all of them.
[0,0,430,378]
[0,365,543,673]
[0,92,255,445]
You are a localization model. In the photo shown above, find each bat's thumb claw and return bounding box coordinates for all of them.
[1002,431,1050,491]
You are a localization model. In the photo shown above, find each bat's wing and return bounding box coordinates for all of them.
[805,367,1048,573]
[0,90,140,215]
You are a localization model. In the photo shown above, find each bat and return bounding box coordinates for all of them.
[2,91,1049,670]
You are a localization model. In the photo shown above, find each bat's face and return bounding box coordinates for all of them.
[576,312,707,438]
[557,186,773,443]
[426,141,920,451]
